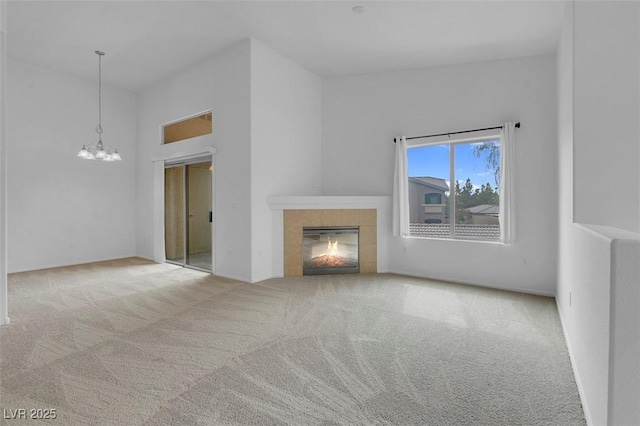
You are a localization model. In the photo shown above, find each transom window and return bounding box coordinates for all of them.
[163,111,212,144]
[407,137,501,241]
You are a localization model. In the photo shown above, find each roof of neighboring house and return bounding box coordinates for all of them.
[410,223,500,240]
[467,204,499,215]
[408,176,449,191]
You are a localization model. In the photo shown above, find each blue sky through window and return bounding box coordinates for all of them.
[407,140,500,191]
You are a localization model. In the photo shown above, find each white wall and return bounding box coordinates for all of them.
[556,2,586,419]
[557,3,640,425]
[557,0,574,320]
[7,60,137,273]
[573,2,640,233]
[0,0,8,324]
[323,56,558,295]
[250,39,322,282]
[609,236,640,426]
[560,223,612,426]
[136,40,252,282]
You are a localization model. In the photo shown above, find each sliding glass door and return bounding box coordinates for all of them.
[165,166,186,264]
[164,158,212,272]
[186,162,212,270]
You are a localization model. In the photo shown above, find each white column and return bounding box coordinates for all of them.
[152,160,166,263]
[0,0,9,326]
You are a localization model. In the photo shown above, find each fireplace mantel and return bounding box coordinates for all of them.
[267,196,391,211]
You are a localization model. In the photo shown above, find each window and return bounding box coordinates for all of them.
[163,112,212,144]
[407,137,501,241]
[424,193,442,205]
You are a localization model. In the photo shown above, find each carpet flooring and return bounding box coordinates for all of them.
[0,258,585,425]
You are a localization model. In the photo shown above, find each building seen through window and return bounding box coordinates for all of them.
[407,139,501,240]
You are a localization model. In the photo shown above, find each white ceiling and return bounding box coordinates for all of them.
[7,1,567,92]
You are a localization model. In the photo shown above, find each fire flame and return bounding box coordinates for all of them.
[327,237,338,258]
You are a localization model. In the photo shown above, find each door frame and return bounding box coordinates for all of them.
[152,147,216,273]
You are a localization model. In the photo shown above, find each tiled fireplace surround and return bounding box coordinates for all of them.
[268,196,391,278]
[283,209,377,276]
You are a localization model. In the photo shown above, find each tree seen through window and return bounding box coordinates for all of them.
[407,139,501,240]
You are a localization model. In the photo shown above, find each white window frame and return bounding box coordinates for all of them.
[406,129,502,242]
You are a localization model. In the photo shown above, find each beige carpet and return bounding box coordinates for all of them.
[0,258,585,425]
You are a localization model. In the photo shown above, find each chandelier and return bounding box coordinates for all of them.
[77,51,122,161]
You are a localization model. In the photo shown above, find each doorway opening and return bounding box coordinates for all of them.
[164,157,213,272]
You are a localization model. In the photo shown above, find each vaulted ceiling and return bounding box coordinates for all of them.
[7,1,566,92]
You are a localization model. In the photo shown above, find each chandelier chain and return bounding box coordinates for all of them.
[98,52,101,132]
[96,51,103,136]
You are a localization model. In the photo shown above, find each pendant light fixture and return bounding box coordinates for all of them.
[77,50,122,161]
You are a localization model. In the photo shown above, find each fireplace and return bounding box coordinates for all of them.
[302,227,359,275]
[279,208,377,276]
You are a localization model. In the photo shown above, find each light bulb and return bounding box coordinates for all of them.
[77,146,89,158]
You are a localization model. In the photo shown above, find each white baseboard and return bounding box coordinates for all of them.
[213,272,251,284]
[251,275,282,284]
[8,254,139,274]
[557,304,593,426]
[386,268,555,297]
[135,255,156,262]
[0,317,9,326]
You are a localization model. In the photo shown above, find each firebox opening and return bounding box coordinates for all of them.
[303,227,359,275]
